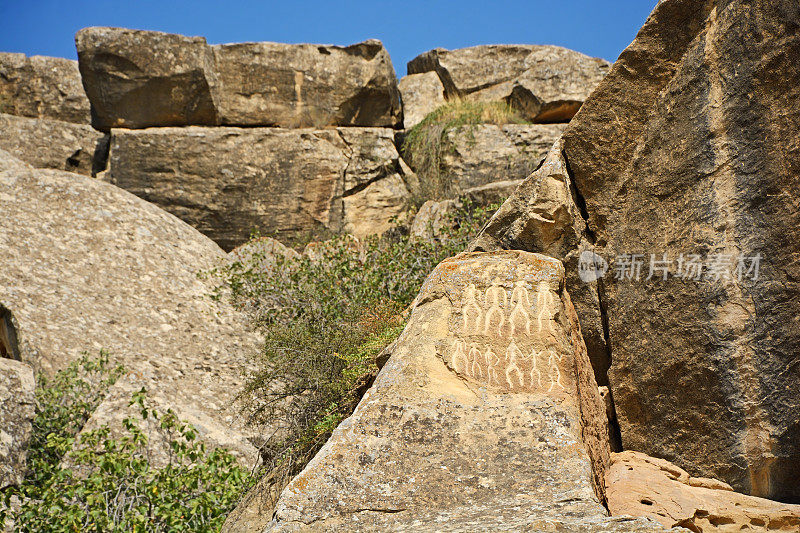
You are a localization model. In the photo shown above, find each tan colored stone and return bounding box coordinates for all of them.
[0,52,90,124]
[213,40,401,128]
[107,126,413,251]
[0,150,259,465]
[607,451,800,532]
[408,45,610,122]
[398,72,445,128]
[76,27,220,131]
[0,358,35,489]
[0,113,107,176]
[225,251,670,532]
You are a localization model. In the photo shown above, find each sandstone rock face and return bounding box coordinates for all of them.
[0,113,107,176]
[0,52,90,124]
[0,358,35,489]
[241,251,668,532]
[607,451,800,532]
[75,27,220,131]
[213,40,401,128]
[107,127,414,251]
[408,45,610,122]
[0,150,259,464]
[473,0,800,502]
[398,72,445,128]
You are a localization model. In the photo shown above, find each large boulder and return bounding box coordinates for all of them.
[230,251,667,532]
[408,45,610,123]
[0,113,107,176]
[75,27,220,131]
[107,126,415,251]
[212,40,402,128]
[0,52,90,124]
[607,451,800,532]
[398,72,445,128]
[471,0,800,502]
[0,150,259,464]
[0,358,35,489]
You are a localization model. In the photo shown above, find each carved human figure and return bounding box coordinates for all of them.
[509,281,532,337]
[483,280,507,336]
[505,339,527,389]
[529,348,543,390]
[452,339,469,376]
[469,343,484,379]
[485,345,501,386]
[545,349,565,392]
[535,281,555,334]
[462,283,483,333]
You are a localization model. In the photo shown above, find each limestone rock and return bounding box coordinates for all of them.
[235,250,672,532]
[0,52,90,124]
[398,72,445,128]
[607,451,800,532]
[408,45,610,122]
[0,113,107,176]
[212,40,401,128]
[473,0,800,501]
[0,150,259,464]
[107,126,413,251]
[75,27,220,131]
[0,358,35,489]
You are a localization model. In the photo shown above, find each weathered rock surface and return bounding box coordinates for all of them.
[607,451,800,532]
[0,113,107,176]
[473,0,800,501]
[408,45,610,122]
[107,126,414,251]
[75,27,220,131]
[0,150,259,464]
[0,52,90,124]
[213,40,401,128]
[0,358,35,489]
[229,251,669,532]
[398,71,445,128]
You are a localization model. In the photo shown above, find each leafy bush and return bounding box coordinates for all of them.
[208,201,500,503]
[2,354,254,532]
[403,99,528,201]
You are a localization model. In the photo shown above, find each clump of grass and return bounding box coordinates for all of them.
[402,99,529,202]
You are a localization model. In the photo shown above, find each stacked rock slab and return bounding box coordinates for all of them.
[408,45,610,123]
[0,113,106,176]
[75,27,402,130]
[0,150,259,465]
[212,40,401,128]
[234,251,667,532]
[0,52,90,124]
[472,0,800,502]
[397,71,445,128]
[607,451,800,532]
[106,127,415,251]
[0,358,35,489]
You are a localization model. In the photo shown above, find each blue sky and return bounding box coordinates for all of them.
[0,1,657,75]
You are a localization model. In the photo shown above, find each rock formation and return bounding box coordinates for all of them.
[471,0,800,502]
[0,150,259,464]
[607,451,800,532]
[0,358,35,489]
[106,126,415,251]
[76,28,402,131]
[0,113,107,176]
[0,52,90,124]
[228,251,667,532]
[212,40,401,128]
[398,72,445,128]
[408,45,610,122]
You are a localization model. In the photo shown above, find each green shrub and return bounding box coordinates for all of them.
[403,99,528,202]
[2,355,254,532]
[207,201,500,504]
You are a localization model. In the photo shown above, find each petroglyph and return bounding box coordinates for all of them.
[536,281,555,333]
[483,280,507,336]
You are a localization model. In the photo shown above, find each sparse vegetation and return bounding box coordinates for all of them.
[403,99,528,202]
[1,354,254,532]
[207,201,501,509]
